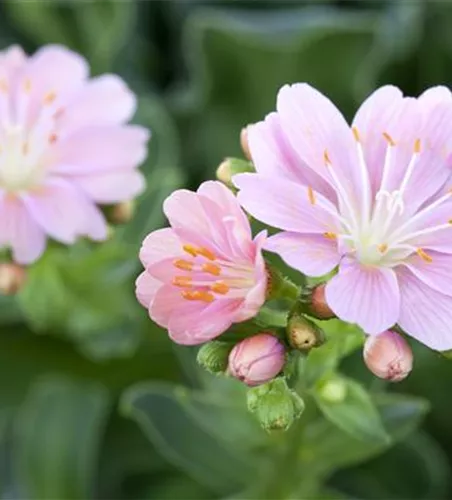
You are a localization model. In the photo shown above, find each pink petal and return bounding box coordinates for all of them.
[58,74,137,135]
[22,179,107,243]
[53,125,149,174]
[248,112,334,200]
[265,232,340,277]
[167,298,242,345]
[276,83,361,202]
[397,267,452,351]
[139,228,183,268]
[149,284,184,329]
[234,281,266,322]
[325,260,400,334]
[402,251,452,296]
[0,194,46,264]
[234,173,339,234]
[135,271,162,308]
[73,170,145,203]
[418,86,452,107]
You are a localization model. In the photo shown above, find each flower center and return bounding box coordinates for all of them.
[322,129,452,268]
[171,244,255,302]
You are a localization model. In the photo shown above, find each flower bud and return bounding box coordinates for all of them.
[363,330,413,382]
[109,200,135,225]
[0,263,27,296]
[287,314,325,351]
[240,126,252,160]
[247,378,305,432]
[228,333,285,386]
[197,341,232,375]
[299,284,335,320]
[216,157,255,188]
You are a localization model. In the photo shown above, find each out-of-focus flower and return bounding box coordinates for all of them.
[0,44,149,264]
[240,125,252,160]
[109,200,135,225]
[235,83,452,350]
[228,333,285,386]
[0,262,26,295]
[363,330,413,382]
[135,181,267,345]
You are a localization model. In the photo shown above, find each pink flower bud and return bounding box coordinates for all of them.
[240,126,252,160]
[0,263,27,296]
[228,333,285,386]
[311,284,335,320]
[363,330,413,382]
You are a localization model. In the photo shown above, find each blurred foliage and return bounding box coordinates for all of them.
[0,0,451,499]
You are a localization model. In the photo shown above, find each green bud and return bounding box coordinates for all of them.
[287,313,325,351]
[216,157,255,188]
[247,377,305,432]
[317,375,347,403]
[266,265,300,302]
[196,341,232,375]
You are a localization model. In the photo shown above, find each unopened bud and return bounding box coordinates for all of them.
[363,330,413,382]
[299,284,335,320]
[228,333,285,386]
[197,341,232,375]
[287,314,325,351]
[216,157,255,188]
[247,378,305,432]
[110,200,135,224]
[240,126,252,160]
[0,263,27,295]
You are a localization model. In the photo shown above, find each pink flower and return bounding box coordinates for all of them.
[135,181,267,345]
[0,44,149,264]
[363,330,413,382]
[228,333,286,386]
[235,84,452,350]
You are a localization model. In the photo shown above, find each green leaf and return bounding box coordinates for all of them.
[313,375,390,445]
[120,382,254,494]
[14,376,110,499]
[302,392,429,474]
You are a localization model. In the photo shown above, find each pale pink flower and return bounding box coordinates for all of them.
[135,181,267,345]
[0,44,149,264]
[228,333,285,386]
[363,330,413,382]
[235,84,452,350]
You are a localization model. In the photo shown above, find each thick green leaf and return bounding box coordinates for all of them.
[14,377,110,499]
[313,375,389,445]
[121,382,254,494]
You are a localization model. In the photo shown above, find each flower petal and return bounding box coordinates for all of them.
[135,271,161,308]
[397,266,452,351]
[402,251,452,296]
[265,232,340,277]
[0,194,46,264]
[325,260,400,334]
[139,228,183,268]
[58,74,137,135]
[234,173,339,234]
[73,170,145,203]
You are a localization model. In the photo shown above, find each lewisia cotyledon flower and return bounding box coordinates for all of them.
[235,84,452,350]
[135,181,267,345]
[0,45,149,264]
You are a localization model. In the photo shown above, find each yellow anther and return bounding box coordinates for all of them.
[49,133,57,144]
[173,259,194,271]
[323,149,332,166]
[323,232,337,240]
[181,290,215,303]
[307,186,316,205]
[196,247,216,260]
[416,248,433,263]
[211,281,230,295]
[43,91,57,105]
[182,244,198,257]
[414,138,421,153]
[382,132,395,146]
[23,79,31,93]
[378,243,388,254]
[202,263,221,276]
[172,276,192,287]
[352,126,360,142]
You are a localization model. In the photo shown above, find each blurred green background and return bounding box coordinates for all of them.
[1,0,452,499]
